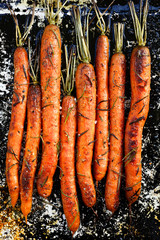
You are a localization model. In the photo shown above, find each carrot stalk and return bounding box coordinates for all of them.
[105,23,126,213]
[125,0,151,206]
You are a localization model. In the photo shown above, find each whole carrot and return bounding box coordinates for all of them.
[60,46,80,234]
[37,0,67,197]
[20,42,41,222]
[73,8,96,207]
[105,23,126,213]
[125,0,151,206]
[93,3,109,183]
[5,5,35,207]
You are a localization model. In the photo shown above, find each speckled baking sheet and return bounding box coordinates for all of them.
[0,1,160,239]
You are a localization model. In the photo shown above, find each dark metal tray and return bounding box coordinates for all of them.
[0,1,159,239]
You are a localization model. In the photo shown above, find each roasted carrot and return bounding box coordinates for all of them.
[37,0,67,197]
[5,5,35,207]
[60,46,80,234]
[73,8,96,207]
[105,23,126,213]
[20,41,41,222]
[125,0,151,206]
[93,3,109,183]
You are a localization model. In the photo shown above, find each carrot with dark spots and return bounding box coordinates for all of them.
[125,0,151,206]
[5,5,35,207]
[92,2,109,183]
[60,46,80,235]
[105,23,126,213]
[37,1,66,198]
[20,40,41,222]
[73,7,96,207]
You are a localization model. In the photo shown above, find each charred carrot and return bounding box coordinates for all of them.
[5,5,35,207]
[93,3,109,183]
[37,0,68,197]
[73,8,96,207]
[20,41,41,222]
[60,46,80,234]
[125,0,151,206]
[105,23,126,213]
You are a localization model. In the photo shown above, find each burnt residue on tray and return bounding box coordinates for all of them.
[0,1,160,239]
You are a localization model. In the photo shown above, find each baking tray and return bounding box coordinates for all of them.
[0,0,159,239]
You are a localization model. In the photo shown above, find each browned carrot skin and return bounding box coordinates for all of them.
[37,24,61,198]
[105,52,126,213]
[20,84,41,220]
[6,47,29,207]
[93,35,109,182]
[76,63,96,207]
[125,0,151,206]
[125,46,151,205]
[60,96,80,234]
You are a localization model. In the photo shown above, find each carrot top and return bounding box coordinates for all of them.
[129,0,149,47]
[41,0,68,25]
[8,3,35,47]
[114,23,124,53]
[62,45,76,96]
[92,0,114,36]
[73,7,91,64]
[28,38,39,85]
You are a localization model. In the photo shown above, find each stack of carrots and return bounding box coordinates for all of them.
[5,0,151,235]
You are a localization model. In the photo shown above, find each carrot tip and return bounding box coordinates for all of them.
[11,203,16,208]
[72,228,78,238]
[25,215,28,224]
[96,181,99,188]
[11,198,17,208]
[129,204,132,225]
